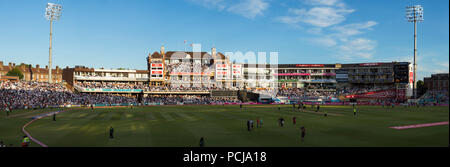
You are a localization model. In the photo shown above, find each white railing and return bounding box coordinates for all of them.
[75,76,148,81]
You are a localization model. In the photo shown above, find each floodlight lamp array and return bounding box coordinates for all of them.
[45,3,62,21]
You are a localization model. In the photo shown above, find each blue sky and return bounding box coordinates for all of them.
[0,0,448,80]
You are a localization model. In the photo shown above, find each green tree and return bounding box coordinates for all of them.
[6,67,24,79]
[417,80,427,97]
[19,63,31,68]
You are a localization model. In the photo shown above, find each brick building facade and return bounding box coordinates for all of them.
[0,61,63,83]
[424,73,449,91]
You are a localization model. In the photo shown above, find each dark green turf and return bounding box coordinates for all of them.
[1,105,448,147]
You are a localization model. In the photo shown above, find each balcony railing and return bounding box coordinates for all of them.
[74,76,148,81]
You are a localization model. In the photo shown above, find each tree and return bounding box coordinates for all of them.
[6,67,24,79]
[19,63,31,68]
[417,80,427,97]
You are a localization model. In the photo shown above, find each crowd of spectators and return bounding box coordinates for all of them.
[76,82,216,91]
[75,82,147,90]
[74,80,394,98]
[166,61,215,88]
[168,76,213,87]
[1,81,71,109]
[2,80,447,110]
[142,95,240,105]
[144,85,238,92]
[1,81,242,110]
[335,86,393,96]
[167,61,213,74]
[1,81,138,109]
[419,90,449,104]
[277,88,336,99]
[257,86,400,102]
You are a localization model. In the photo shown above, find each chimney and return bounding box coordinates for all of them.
[12,63,15,67]
[36,64,40,69]
[0,61,3,67]
[211,47,217,59]
[160,45,165,55]
[45,65,48,69]
[8,62,12,69]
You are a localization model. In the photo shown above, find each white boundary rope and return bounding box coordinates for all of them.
[21,110,67,147]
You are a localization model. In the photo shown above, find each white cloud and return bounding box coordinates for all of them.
[306,27,323,35]
[303,0,340,6]
[310,37,337,47]
[278,7,354,27]
[340,38,375,51]
[390,56,413,62]
[417,65,447,77]
[189,0,269,19]
[189,0,227,10]
[414,57,449,80]
[432,58,449,69]
[277,0,379,61]
[338,38,377,59]
[309,20,378,60]
[227,0,269,19]
[331,21,377,37]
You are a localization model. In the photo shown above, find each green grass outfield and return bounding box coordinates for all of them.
[0,105,448,147]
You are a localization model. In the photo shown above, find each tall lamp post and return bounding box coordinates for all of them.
[45,3,62,83]
[406,5,423,100]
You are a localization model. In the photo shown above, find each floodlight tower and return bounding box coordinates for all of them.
[45,3,62,83]
[406,5,423,100]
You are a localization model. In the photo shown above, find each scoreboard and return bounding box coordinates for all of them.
[215,64,242,80]
[216,64,230,80]
[231,64,242,79]
[394,62,409,83]
[150,63,164,80]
